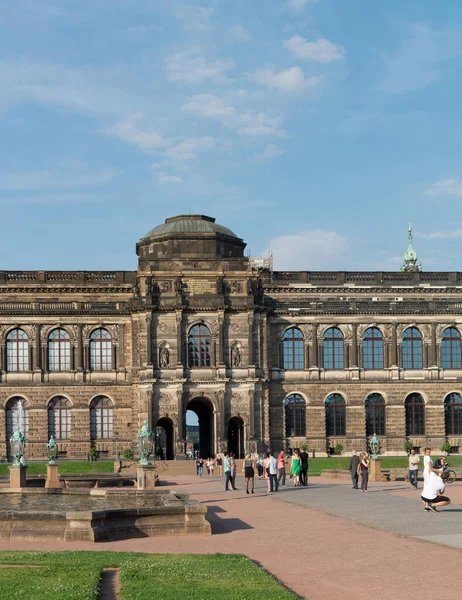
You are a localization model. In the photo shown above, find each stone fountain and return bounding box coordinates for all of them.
[0,420,210,542]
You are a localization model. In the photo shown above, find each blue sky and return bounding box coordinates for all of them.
[1,0,462,272]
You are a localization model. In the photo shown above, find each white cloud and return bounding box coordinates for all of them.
[182,93,286,137]
[269,230,348,270]
[104,112,172,151]
[252,66,320,92]
[0,166,120,192]
[416,229,462,240]
[287,0,317,12]
[284,35,345,63]
[425,179,462,197]
[253,144,285,162]
[157,172,184,184]
[175,6,213,31]
[163,137,215,161]
[165,51,233,84]
[230,25,252,42]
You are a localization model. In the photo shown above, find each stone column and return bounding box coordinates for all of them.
[263,387,270,449]
[390,323,397,367]
[146,314,152,365]
[311,323,318,367]
[83,341,89,371]
[41,344,48,372]
[351,324,358,366]
[75,325,83,371]
[218,312,225,365]
[117,324,125,369]
[247,313,254,365]
[430,323,437,366]
[176,310,183,365]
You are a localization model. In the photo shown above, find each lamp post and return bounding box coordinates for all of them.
[9,429,26,467]
[47,436,58,465]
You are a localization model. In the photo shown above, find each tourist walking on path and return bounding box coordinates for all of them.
[224,452,236,491]
[195,457,200,476]
[264,453,271,492]
[216,454,223,476]
[209,457,215,478]
[408,449,420,489]
[277,449,287,486]
[349,451,360,489]
[359,452,369,492]
[242,453,255,494]
[291,449,302,487]
[256,455,264,479]
[423,447,441,481]
[198,457,203,478]
[267,451,278,493]
[300,447,309,486]
[421,470,451,512]
[230,453,237,489]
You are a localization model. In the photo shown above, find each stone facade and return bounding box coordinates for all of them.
[1,215,462,460]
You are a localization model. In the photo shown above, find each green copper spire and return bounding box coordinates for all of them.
[401,223,422,272]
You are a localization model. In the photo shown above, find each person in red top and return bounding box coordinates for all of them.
[277,449,287,486]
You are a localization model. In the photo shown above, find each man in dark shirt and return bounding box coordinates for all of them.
[300,448,309,486]
[349,451,360,489]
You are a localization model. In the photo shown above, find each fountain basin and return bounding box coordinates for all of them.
[0,489,210,542]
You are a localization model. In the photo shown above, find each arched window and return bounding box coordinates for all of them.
[442,328,461,369]
[188,324,211,367]
[444,393,462,435]
[48,396,71,440]
[405,393,425,436]
[323,327,344,369]
[6,329,29,372]
[90,328,112,371]
[402,327,423,369]
[90,396,113,440]
[283,327,304,370]
[284,394,306,437]
[325,393,346,437]
[365,393,385,436]
[363,327,383,369]
[6,397,29,440]
[48,328,71,371]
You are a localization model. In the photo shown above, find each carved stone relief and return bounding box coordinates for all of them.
[159,322,169,333]
[230,323,241,333]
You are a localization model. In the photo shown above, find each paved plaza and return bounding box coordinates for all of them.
[1,474,461,599]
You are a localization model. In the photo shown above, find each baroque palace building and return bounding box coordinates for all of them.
[1,214,462,461]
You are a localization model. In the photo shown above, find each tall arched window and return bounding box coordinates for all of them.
[6,328,29,372]
[325,393,346,437]
[188,324,211,367]
[442,328,462,369]
[444,393,462,435]
[284,394,306,437]
[365,393,385,436]
[48,328,71,371]
[363,327,383,369]
[90,396,113,440]
[283,327,304,370]
[6,397,29,440]
[323,327,344,369]
[48,396,71,440]
[402,327,423,369]
[405,393,425,436]
[90,328,112,371]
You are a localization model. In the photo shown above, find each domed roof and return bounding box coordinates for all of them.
[144,215,239,240]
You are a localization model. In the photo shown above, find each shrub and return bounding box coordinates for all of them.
[441,441,452,454]
[299,443,308,452]
[122,448,134,459]
[333,443,344,455]
[404,440,413,455]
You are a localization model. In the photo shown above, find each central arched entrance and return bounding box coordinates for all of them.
[155,417,174,460]
[228,416,245,458]
[185,397,214,458]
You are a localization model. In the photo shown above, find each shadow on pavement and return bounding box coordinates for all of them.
[206,505,254,535]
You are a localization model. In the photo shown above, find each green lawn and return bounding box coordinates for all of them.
[0,461,114,477]
[306,455,462,475]
[0,551,297,600]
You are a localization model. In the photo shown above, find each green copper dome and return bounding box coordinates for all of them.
[144,215,239,240]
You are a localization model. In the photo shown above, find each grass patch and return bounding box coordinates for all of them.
[307,455,462,475]
[0,461,114,477]
[0,551,297,600]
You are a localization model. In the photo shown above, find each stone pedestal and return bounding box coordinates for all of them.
[369,458,382,482]
[9,465,27,489]
[45,464,61,489]
[137,465,157,490]
[113,460,122,473]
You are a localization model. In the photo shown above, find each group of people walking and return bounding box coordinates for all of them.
[349,451,370,491]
